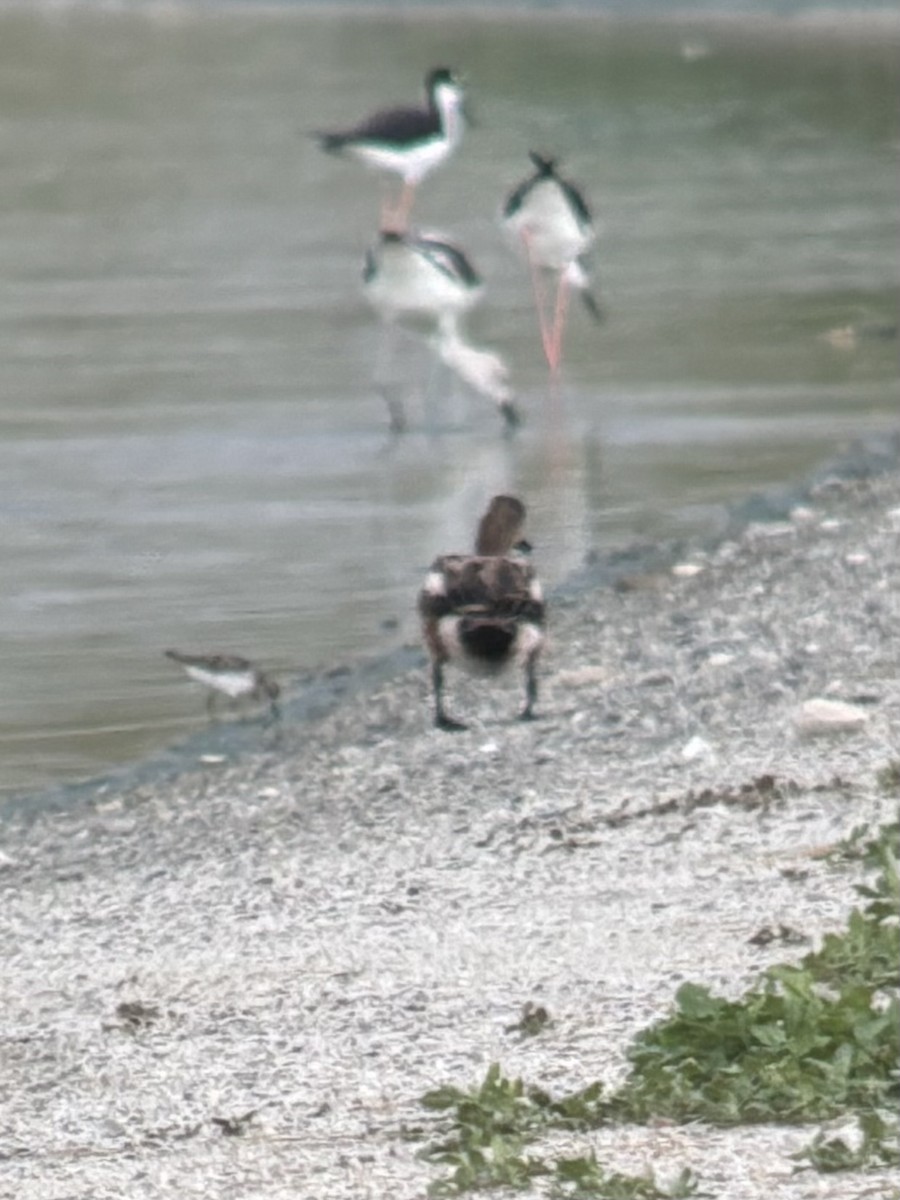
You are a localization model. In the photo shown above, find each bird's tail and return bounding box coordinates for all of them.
[564,260,604,324]
[316,132,347,154]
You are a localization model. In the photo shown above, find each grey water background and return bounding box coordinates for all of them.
[0,4,897,802]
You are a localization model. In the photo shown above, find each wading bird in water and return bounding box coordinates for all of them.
[418,495,545,730]
[164,650,281,721]
[502,152,602,374]
[316,68,466,231]
[363,229,519,430]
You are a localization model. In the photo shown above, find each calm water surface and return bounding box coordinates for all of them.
[1,7,897,799]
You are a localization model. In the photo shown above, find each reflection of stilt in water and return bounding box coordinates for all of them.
[363,230,519,431]
[521,401,604,587]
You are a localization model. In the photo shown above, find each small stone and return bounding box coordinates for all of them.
[793,698,868,737]
[707,653,735,668]
[790,506,816,524]
[844,552,869,566]
[479,741,499,756]
[199,755,227,765]
[819,518,844,532]
[672,562,703,578]
[682,735,715,761]
[555,666,609,689]
[821,325,858,351]
[639,670,674,687]
[747,522,795,540]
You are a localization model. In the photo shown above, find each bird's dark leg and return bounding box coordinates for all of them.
[433,660,466,731]
[518,655,540,722]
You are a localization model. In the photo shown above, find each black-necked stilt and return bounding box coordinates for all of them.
[363,230,519,430]
[164,650,281,720]
[363,230,483,327]
[316,68,466,231]
[418,495,545,731]
[502,152,602,374]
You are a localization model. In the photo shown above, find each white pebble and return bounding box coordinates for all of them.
[555,666,609,689]
[790,506,816,524]
[793,698,868,737]
[682,735,715,761]
[672,562,704,578]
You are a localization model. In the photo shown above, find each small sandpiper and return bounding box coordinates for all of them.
[363,229,484,327]
[418,495,545,731]
[164,650,281,720]
[502,152,602,373]
[316,68,466,230]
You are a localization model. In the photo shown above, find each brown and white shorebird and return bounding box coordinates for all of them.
[417,495,546,731]
[164,650,281,720]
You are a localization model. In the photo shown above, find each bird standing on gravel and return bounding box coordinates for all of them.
[164,650,281,721]
[418,495,545,730]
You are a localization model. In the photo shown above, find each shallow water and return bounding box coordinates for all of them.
[0,6,897,800]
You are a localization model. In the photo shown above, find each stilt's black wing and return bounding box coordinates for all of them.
[319,105,439,151]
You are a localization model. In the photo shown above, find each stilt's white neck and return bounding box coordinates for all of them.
[433,83,464,148]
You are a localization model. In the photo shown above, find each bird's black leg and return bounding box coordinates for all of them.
[518,656,539,721]
[433,661,466,731]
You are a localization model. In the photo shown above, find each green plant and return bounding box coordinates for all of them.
[792,1111,900,1173]
[610,824,899,1126]
[415,822,900,1191]
[610,968,898,1125]
[420,1066,700,1197]
[550,1157,705,1198]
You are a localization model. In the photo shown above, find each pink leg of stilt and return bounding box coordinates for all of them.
[379,180,416,233]
[522,231,554,367]
[547,271,572,375]
[393,181,416,232]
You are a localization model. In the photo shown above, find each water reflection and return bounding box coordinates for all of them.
[0,7,896,798]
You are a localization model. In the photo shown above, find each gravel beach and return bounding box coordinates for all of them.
[2,462,899,1200]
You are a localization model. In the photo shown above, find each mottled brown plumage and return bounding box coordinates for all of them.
[418,497,545,730]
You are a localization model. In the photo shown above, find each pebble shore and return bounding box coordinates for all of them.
[2,464,899,1200]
